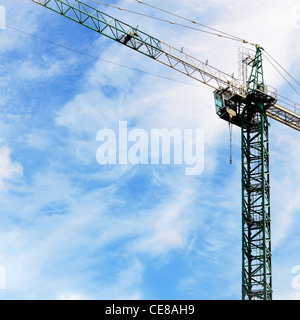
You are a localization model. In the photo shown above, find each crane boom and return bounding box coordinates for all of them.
[31,0,241,91]
[31,0,300,132]
[267,103,300,131]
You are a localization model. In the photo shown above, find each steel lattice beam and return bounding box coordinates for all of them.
[241,46,272,300]
[32,0,300,131]
[241,104,272,300]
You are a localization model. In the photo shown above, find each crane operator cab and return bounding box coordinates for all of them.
[214,89,242,127]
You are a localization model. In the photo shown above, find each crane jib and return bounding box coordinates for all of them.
[32,0,164,59]
[32,0,300,131]
[31,0,300,131]
[32,0,242,91]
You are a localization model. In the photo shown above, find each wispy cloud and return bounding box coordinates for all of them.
[0,146,23,190]
[0,0,299,300]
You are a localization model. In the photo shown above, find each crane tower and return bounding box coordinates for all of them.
[215,45,274,299]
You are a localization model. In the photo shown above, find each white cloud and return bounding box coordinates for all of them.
[96,259,144,300]
[130,182,195,256]
[0,146,23,190]
[0,0,41,53]
[24,129,51,151]
[0,0,299,300]
[17,60,64,81]
[57,292,89,300]
[268,125,300,249]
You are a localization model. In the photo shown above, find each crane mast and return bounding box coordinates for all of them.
[215,45,274,299]
[242,46,272,300]
[30,0,300,300]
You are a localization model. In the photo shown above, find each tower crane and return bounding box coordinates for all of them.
[30,0,300,300]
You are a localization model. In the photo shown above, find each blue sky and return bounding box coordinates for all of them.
[0,0,300,300]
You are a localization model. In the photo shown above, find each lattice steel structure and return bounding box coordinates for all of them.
[240,46,273,300]
[241,102,272,300]
[241,107,272,300]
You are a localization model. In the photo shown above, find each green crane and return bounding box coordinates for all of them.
[30,0,300,300]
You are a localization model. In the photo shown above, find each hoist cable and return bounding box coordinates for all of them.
[1,22,204,88]
[263,51,300,99]
[229,122,233,165]
[263,50,300,88]
[87,0,255,45]
[134,0,253,45]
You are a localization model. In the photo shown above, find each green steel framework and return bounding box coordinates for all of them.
[35,0,163,58]
[241,46,272,300]
[31,0,246,90]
